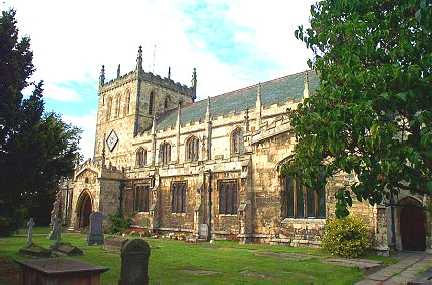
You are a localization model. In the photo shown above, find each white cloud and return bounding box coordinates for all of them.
[43,84,81,102]
[63,112,97,159]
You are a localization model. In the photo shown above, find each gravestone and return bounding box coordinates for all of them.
[48,216,61,242]
[26,218,35,247]
[118,239,151,285]
[199,224,208,240]
[87,212,104,245]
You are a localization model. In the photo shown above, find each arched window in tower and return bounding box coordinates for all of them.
[149,91,155,114]
[106,97,113,121]
[115,94,121,118]
[186,136,199,162]
[231,127,244,155]
[159,142,171,165]
[123,90,130,116]
[164,97,169,110]
[135,147,147,167]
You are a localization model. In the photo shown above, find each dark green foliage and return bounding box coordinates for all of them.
[287,0,432,217]
[108,212,132,234]
[0,9,81,231]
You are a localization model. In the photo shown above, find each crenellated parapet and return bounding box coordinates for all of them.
[97,45,195,100]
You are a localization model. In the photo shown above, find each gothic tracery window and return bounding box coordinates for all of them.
[218,180,238,214]
[231,127,244,156]
[135,147,147,167]
[124,90,130,116]
[134,185,150,212]
[149,91,155,114]
[281,176,326,219]
[159,142,171,165]
[106,97,113,121]
[171,182,187,213]
[186,136,199,162]
[115,94,121,118]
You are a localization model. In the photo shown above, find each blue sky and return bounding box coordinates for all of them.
[5,0,316,158]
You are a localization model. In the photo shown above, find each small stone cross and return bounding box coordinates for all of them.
[26,218,35,246]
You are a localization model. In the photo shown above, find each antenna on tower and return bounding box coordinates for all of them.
[152,43,157,73]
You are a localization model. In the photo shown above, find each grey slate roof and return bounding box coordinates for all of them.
[156,70,319,131]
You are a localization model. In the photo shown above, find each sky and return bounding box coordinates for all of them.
[3,0,317,159]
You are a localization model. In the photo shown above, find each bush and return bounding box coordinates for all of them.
[108,211,132,234]
[0,207,28,237]
[322,216,370,258]
[0,217,13,237]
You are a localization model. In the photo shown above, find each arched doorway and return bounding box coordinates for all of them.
[77,191,93,229]
[399,197,426,251]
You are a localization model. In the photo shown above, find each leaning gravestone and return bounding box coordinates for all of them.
[118,239,151,285]
[48,216,61,241]
[87,212,104,245]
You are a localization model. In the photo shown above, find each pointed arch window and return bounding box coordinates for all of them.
[159,142,171,165]
[231,127,244,156]
[106,97,113,121]
[164,97,169,110]
[115,94,121,118]
[123,90,130,116]
[149,91,155,114]
[281,175,326,219]
[135,147,147,167]
[186,136,199,162]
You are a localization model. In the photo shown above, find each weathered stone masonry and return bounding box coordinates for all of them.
[59,46,432,254]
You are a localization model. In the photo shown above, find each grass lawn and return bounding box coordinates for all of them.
[0,230,395,285]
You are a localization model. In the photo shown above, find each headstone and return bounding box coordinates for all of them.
[48,216,61,242]
[87,212,104,245]
[26,218,35,246]
[199,224,208,239]
[118,239,151,285]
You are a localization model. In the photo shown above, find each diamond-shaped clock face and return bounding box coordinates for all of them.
[106,130,118,152]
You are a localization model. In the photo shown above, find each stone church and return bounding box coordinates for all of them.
[59,46,431,253]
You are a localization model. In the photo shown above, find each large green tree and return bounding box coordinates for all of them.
[0,9,81,229]
[285,0,432,217]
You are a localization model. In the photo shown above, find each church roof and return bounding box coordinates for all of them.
[155,70,319,131]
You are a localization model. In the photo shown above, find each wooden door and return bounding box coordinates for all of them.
[400,201,426,251]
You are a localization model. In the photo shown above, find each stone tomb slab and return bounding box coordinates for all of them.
[254,251,317,261]
[51,242,83,256]
[15,258,108,285]
[19,243,52,258]
[180,268,220,276]
[324,258,383,271]
[104,237,128,252]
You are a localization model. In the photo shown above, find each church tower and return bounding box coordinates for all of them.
[93,46,196,167]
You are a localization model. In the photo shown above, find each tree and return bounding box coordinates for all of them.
[0,9,81,229]
[285,0,432,217]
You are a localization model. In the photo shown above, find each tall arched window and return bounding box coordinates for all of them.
[231,127,244,155]
[135,147,147,167]
[149,91,155,114]
[164,97,169,110]
[186,136,199,162]
[159,142,171,165]
[106,97,113,121]
[281,175,326,219]
[115,95,121,118]
[123,90,130,116]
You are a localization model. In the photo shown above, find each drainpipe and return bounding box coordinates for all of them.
[207,170,212,241]
[390,192,396,250]
[119,181,125,216]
